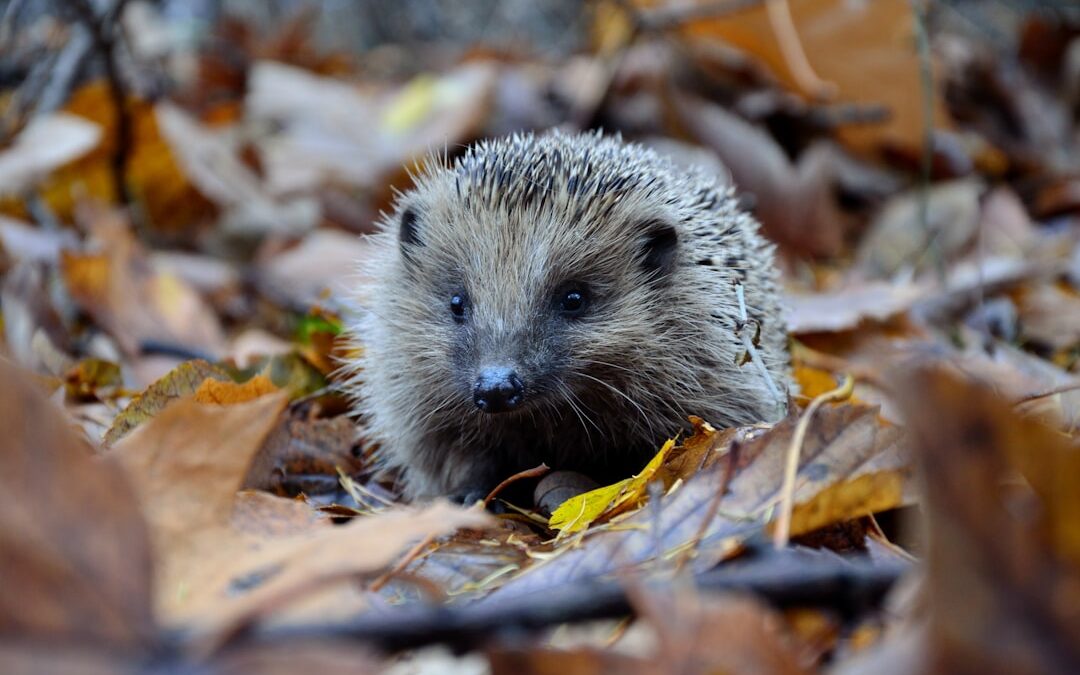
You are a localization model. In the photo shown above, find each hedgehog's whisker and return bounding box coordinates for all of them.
[578,357,640,378]
[574,372,656,439]
[414,391,465,430]
[556,381,601,446]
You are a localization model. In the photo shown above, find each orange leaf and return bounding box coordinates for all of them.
[194,374,280,405]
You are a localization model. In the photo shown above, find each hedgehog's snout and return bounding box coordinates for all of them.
[473,366,525,414]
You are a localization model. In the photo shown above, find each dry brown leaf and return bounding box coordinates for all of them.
[677,0,951,155]
[155,103,319,236]
[1,262,72,372]
[786,282,928,334]
[256,229,375,309]
[895,366,1080,674]
[0,214,79,264]
[0,358,155,649]
[670,92,861,256]
[59,208,225,356]
[855,179,983,279]
[1015,282,1080,352]
[0,81,216,234]
[243,409,361,496]
[246,60,495,196]
[487,403,910,601]
[634,589,812,675]
[109,392,489,639]
[111,393,288,544]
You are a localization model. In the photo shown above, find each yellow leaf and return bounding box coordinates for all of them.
[380,74,437,133]
[193,375,279,405]
[550,438,675,533]
[793,365,842,400]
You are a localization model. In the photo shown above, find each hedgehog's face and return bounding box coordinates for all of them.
[389,194,681,422]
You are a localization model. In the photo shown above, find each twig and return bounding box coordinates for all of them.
[773,374,854,548]
[0,0,29,46]
[249,547,908,653]
[368,533,437,593]
[908,0,942,282]
[1013,381,1080,407]
[735,283,784,418]
[765,0,836,100]
[68,0,136,211]
[36,27,94,115]
[483,463,550,509]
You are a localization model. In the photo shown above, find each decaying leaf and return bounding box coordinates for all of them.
[109,391,489,638]
[59,208,225,357]
[879,366,1080,674]
[0,359,155,649]
[856,180,983,278]
[194,374,280,405]
[786,282,928,334]
[104,359,231,446]
[489,402,911,601]
[243,407,361,496]
[676,0,951,155]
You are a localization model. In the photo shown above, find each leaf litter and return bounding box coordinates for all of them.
[2,1,1080,673]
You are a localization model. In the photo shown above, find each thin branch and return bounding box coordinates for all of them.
[735,282,784,418]
[483,463,550,509]
[247,548,908,653]
[1013,381,1080,407]
[68,0,136,211]
[773,374,854,548]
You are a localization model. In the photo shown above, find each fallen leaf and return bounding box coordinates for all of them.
[246,61,495,196]
[255,229,375,309]
[490,403,911,601]
[194,374,280,405]
[786,282,928,334]
[677,0,952,155]
[104,359,231,446]
[59,208,225,357]
[632,588,812,675]
[0,358,155,648]
[1,81,216,235]
[0,214,79,264]
[856,179,983,278]
[671,93,859,256]
[243,408,361,496]
[550,438,675,533]
[0,113,101,195]
[109,391,489,640]
[1015,282,1080,353]
[156,103,319,237]
[895,366,1080,674]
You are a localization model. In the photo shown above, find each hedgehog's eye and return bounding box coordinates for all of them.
[450,292,468,322]
[556,286,588,318]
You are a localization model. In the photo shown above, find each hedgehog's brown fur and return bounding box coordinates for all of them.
[344,131,790,500]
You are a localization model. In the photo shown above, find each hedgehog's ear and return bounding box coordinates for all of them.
[398,208,423,258]
[640,221,678,279]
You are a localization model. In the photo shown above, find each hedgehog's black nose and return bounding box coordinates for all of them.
[473,367,524,413]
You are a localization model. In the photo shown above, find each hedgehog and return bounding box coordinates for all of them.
[345,130,790,501]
